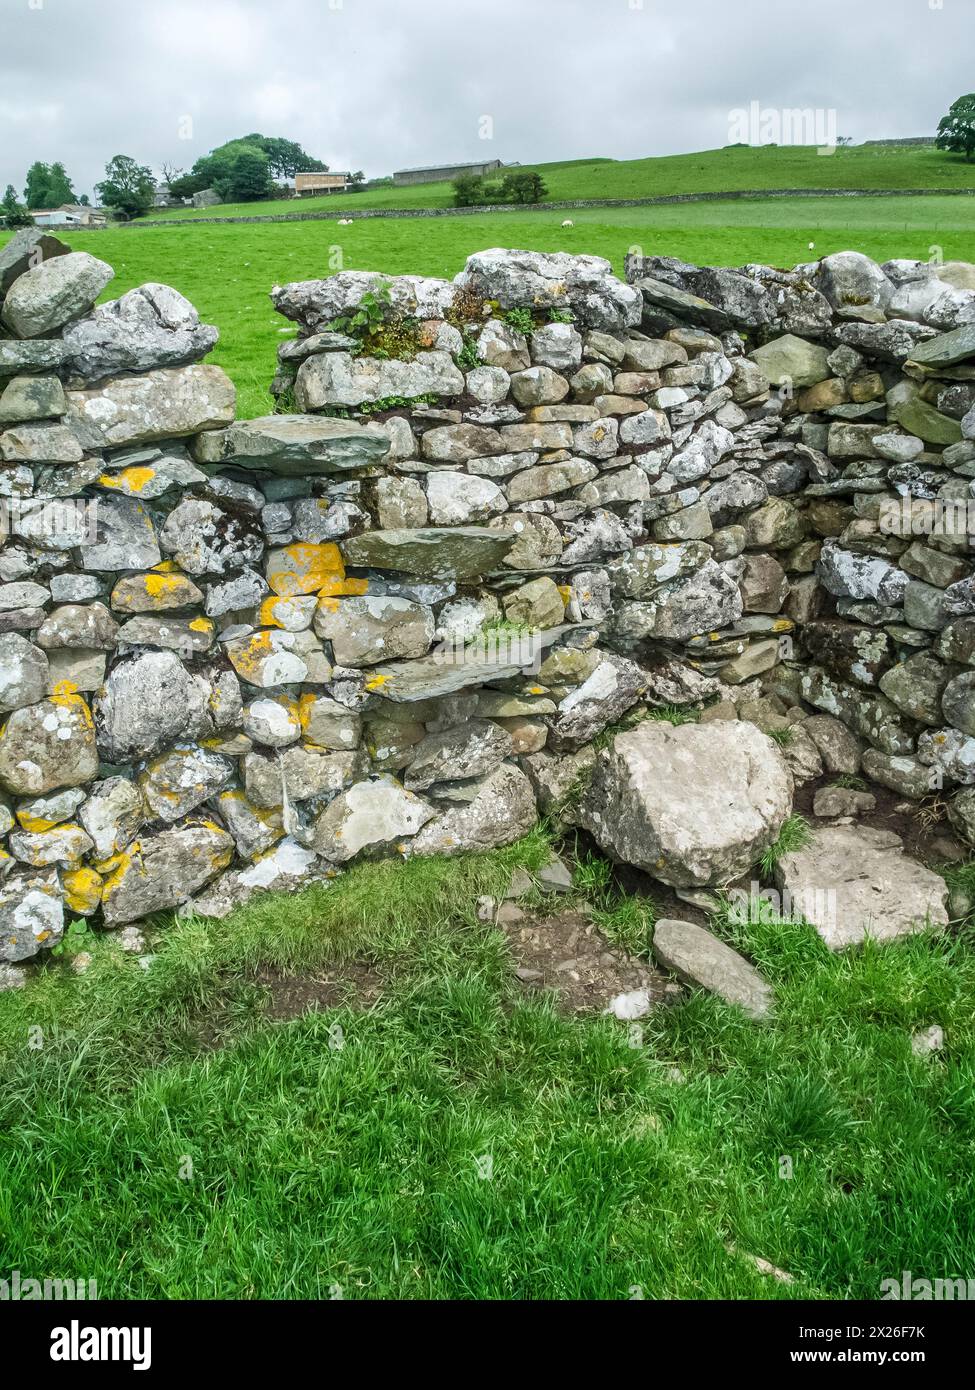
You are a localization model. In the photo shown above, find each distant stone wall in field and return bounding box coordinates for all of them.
[2,229,975,968]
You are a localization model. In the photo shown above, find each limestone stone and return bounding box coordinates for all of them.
[426,471,507,524]
[576,720,793,888]
[314,594,434,667]
[652,918,773,1019]
[193,414,390,476]
[0,867,64,962]
[65,365,236,450]
[0,374,66,424]
[0,691,99,795]
[79,777,147,857]
[62,283,218,380]
[775,825,947,949]
[410,763,537,855]
[1,250,114,338]
[341,527,513,579]
[458,249,641,333]
[0,632,49,712]
[101,822,235,925]
[313,776,435,861]
[95,651,210,761]
[140,747,234,823]
[748,335,831,388]
[405,719,512,791]
[295,350,463,410]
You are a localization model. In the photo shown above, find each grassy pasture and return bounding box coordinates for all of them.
[3,194,968,418]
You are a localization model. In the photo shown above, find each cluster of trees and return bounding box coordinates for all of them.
[452,169,548,208]
[165,133,331,204]
[937,93,975,162]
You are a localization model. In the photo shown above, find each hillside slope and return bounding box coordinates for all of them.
[150,143,975,221]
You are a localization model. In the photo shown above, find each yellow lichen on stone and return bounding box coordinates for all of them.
[267,542,345,597]
[99,466,156,493]
[63,867,104,915]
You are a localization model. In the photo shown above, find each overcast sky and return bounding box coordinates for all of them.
[1,0,970,199]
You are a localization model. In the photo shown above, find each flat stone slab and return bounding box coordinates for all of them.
[341,527,514,580]
[652,918,773,1019]
[193,413,390,475]
[774,824,949,950]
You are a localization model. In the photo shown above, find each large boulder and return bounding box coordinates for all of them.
[457,249,641,333]
[576,720,793,888]
[1,251,114,338]
[774,825,948,949]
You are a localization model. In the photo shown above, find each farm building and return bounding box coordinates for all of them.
[393,159,503,187]
[294,172,352,196]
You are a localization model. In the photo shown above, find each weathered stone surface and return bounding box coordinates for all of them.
[748,334,831,388]
[95,652,210,762]
[546,652,647,753]
[0,691,99,795]
[576,720,793,888]
[243,746,364,808]
[341,527,513,579]
[314,594,434,666]
[193,414,390,475]
[65,365,236,450]
[0,227,71,299]
[818,542,909,605]
[295,350,463,410]
[1,251,114,338]
[79,777,146,858]
[139,747,233,822]
[815,252,892,321]
[62,283,218,380]
[270,270,455,333]
[0,374,66,424]
[609,560,743,647]
[410,763,537,855]
[774,825,948,949]
[159,498,263,576]
[312,775,434,861]
[653,918,773,1019]
[101,821,235,925]
[426,471,507,523]
[0,867,64,962]
[459,249,641,333]
[0,632,49,712]
[405,719,512,790]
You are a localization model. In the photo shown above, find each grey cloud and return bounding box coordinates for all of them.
[0,0,970,199]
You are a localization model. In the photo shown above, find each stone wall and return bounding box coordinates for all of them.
[2,230,975,966]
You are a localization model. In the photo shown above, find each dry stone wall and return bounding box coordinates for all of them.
[2,229,975,968]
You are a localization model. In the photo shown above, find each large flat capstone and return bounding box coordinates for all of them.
[774,824,949,950]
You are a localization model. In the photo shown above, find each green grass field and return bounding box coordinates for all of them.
[4,193,969,418]
[2,829,973,1299]
[148,144,975,220]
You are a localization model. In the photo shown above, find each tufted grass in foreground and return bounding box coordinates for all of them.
[1,829,974,1300]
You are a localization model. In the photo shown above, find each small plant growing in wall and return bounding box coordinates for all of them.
[503,307,535,337]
